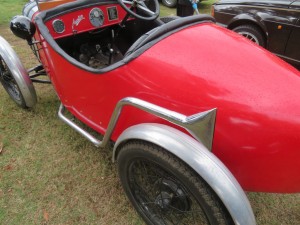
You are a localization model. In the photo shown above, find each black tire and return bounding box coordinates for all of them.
[162,0,177,8]
[0,56,27,108]
[233,24,265,47]
[117,141,234,225]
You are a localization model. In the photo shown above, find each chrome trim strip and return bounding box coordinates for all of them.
[58,97,216,150]
[107,97,216,150]
[275,53,300,64]
[23,1,37,18]
[58,104,102,147]
[0,36,37,107]
[28,6,39,20]
[113,123,256,225]
[218,4,300,13]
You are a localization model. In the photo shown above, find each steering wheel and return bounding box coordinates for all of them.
[118,0,160,21]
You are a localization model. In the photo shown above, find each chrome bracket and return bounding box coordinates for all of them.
[58,97,217,150]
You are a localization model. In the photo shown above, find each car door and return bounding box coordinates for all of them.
[262,1,295,56]
[284,0,300,66]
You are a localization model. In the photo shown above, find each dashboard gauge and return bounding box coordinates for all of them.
[52,19,65,33]
[107,6,118,21]
[89,8,104,27]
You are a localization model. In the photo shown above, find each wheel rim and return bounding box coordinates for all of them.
[0,56,22,102]
[238,31,259,44]
[128,159,210,224]
[164,0,176,5]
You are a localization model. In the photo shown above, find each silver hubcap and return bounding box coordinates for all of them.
[238,31,259,44]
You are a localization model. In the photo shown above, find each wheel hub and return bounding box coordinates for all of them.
[154,179,191,212]
[155,191,172,210]
[0,60,21,100]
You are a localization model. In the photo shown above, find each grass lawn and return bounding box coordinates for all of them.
[0,1,300,224]
[0,0,28,25]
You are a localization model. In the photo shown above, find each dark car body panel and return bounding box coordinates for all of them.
[213,0,300,67]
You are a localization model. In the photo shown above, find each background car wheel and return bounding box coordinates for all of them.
[117,141,234,225]
[233,25,265,47]
[0,56,27,108]
[162,0,177,8]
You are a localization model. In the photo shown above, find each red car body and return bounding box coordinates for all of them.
[32,7,300,193]
[1,0,300,224]
[32,13,300,192]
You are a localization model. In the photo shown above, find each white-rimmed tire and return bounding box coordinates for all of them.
[0,36,37,108]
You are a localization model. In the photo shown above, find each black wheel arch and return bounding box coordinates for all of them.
[227,13,268,41]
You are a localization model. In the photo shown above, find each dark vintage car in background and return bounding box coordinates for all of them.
[212,0,300,68]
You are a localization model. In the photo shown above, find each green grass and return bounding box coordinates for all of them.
[0,28,142,223]
[0,0,28,25]
[160,0,215,17]
[0,1,300,224]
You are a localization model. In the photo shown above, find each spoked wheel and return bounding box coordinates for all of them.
[0,56,27,108]
[117,141,234,225]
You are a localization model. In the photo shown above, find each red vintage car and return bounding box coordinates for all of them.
[1,0,300,224]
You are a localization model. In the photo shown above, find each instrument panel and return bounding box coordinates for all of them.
[89,8,104,27]
[52,19,65,33]
[46,4,127,39]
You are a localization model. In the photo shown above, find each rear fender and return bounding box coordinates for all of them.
[0,36,37,107]
[113,123,256,225]
[228,13,268,36]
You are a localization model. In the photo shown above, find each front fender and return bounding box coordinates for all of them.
[0,36,37,107]
[113,123,256,225]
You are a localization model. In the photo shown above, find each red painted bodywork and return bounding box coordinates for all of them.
[32,5,300,193]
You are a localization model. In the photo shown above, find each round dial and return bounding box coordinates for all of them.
[52,19,65,33]
[89,8,104,27]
